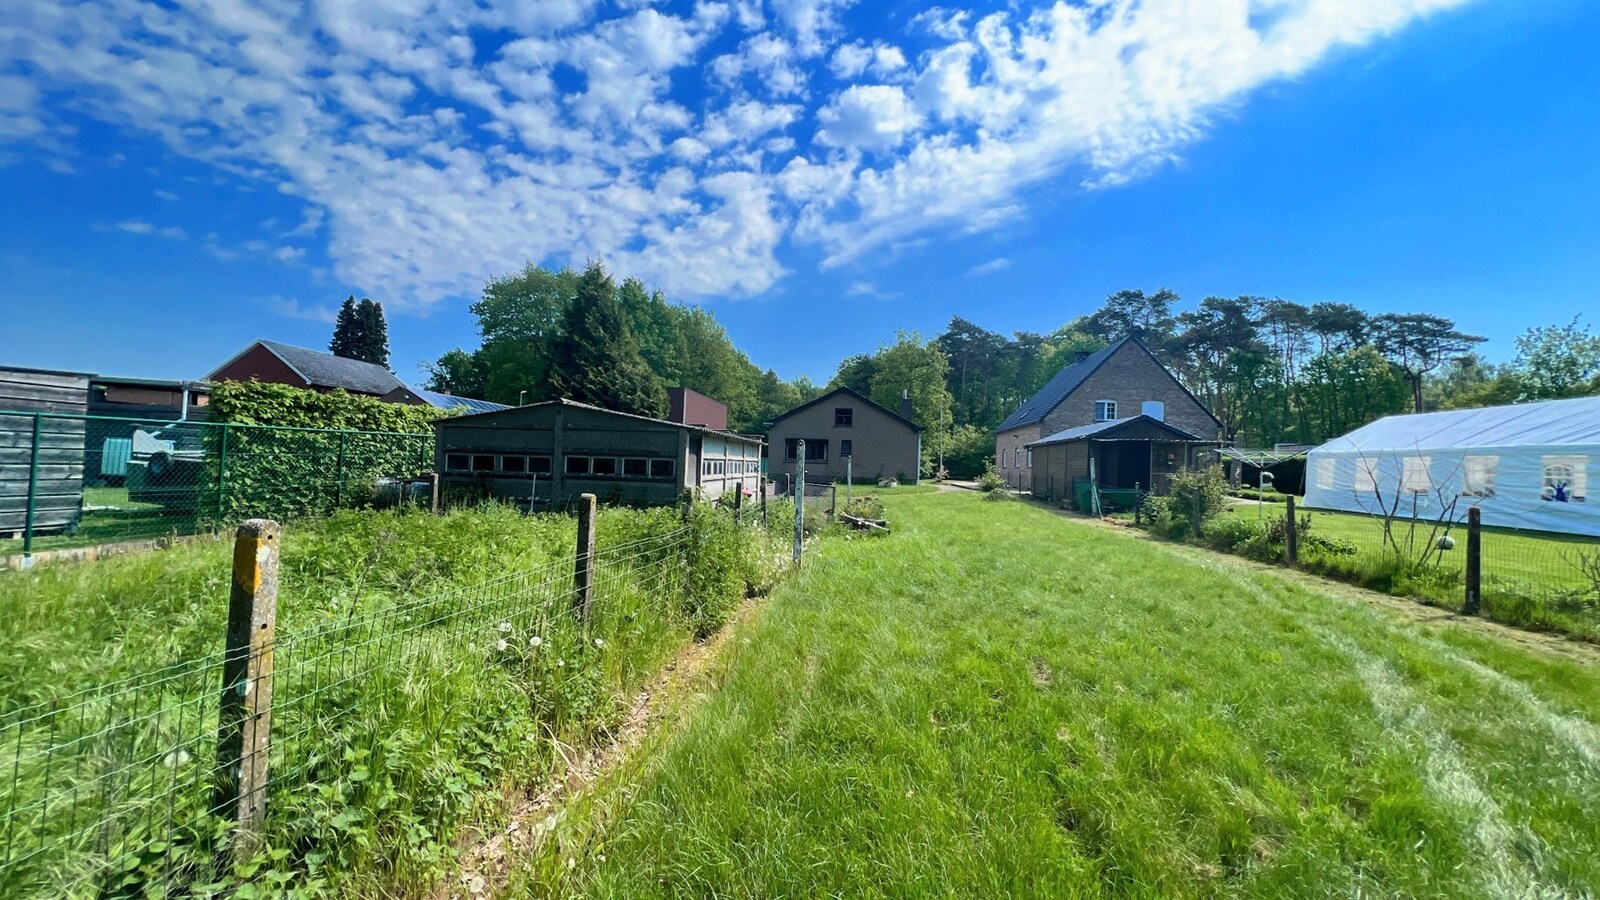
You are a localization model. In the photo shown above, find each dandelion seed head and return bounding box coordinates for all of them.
[529,635,543,648]
[495,639,508,652]
[498,621,511,633]
[593,638,605,648]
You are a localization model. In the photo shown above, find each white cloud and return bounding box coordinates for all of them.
[274,245,306,261]
[965,256,1010,276]
[264,296,337,323]
[153,189,179,201]
[0,0,1470,307]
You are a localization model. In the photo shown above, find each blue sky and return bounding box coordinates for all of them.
[2,0,1597,390]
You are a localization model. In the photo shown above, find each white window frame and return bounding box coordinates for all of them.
[1401,456,1431,495]
[1026,449,1033,468]
[445,453,470,473]
[1354,457,1379,494]
[1542,455,1588,503]
[1313,457,1336,490]
[1461,455,1498,498]
[1094,400,1117,422]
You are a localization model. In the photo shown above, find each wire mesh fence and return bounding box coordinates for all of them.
[0,412,433,562]
[0,500,775,898]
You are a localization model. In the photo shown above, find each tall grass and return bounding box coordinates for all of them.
[0,499,790,897]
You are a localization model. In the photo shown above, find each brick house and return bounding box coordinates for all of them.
[208,340,407,398]
[994,336,1221,494]
[767,387,923,485]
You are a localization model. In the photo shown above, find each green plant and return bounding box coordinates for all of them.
[976,460,1004,493]
[1167,466,1230,534]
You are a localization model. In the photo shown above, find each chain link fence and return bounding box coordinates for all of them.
[0,412,433,563]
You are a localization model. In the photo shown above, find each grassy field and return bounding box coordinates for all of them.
[516,490,1600,898]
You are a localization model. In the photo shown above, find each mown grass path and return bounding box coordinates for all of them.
[519,491,1600,898]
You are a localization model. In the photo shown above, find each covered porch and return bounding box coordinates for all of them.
[1027,416,1216,508]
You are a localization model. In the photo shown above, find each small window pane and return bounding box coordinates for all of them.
[501,455,527,473]
[446,453,470,472]
[651,459,674,479]
[528,456,552,474]
[840,439,852,457]
[1461,455,1497,498]
[1314,457,1336,490]
[834,408,853,427]
[1401,456,1431,495]
[805,441,827,462]
[784,439,799,461]
[1542,455,1588,503]
[1026,449,1033,467]
[566,456,590,475]
[624,458,648,477]
[1095,400,1117,422]
[472,454,496,472]
[592,457,618,476]
[1355,458,1378,493]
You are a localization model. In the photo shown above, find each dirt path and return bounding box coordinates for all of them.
[440,595,766,897]
[1029,498,1600,666]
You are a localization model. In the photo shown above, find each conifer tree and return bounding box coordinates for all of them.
[355,299,391,369]
[543,262,667,418]
[328,296,361,358]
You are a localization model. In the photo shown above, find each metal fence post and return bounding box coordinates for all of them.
[1463,506,1482,616]
[793,442,805,567]
[573,493,597,623]
[428,472,441,514]
[216,422,231,527]
[215,519,280,853]
[1285,495,1298,564]
[334,431,348,510]
[21,413,41,562]
[846,456,852,508]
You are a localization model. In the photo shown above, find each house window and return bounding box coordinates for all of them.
[1461,456,1498,498]
[565,455,591,475]
[1354,458,1379,494]
[650,459,674,479]
[1026,449,1033,468]
[501,455,527,474]
[1313,458,1336,490]
[784,439,800,461]
[840,439,852,457]
[1094,400,1117,422]
[472,454,497,472]
[805,441,828,462]
[1542,456,1588,503]
[591,457,618,477]
[834,408,853,427]
[445,453,470,472]
[624,458,648,477]
[527,456,553,475]
[1401,456,1431,495]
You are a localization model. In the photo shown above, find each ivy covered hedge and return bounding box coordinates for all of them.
[204,382,446,523]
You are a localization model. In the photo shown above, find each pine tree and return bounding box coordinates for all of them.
[355,299,391,369]
[329,296,361,358]
[543,262,667,417]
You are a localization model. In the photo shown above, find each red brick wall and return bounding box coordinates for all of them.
[210,345,308,389]
[667,387,728,431]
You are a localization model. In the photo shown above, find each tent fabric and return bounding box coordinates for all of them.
[1302,395,1600,536]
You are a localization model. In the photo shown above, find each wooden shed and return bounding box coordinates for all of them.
[434,398,763,508]
[1,366,91,538]
[1027,414,1216,506]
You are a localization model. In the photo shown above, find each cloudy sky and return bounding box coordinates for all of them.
[2,0,1597,386]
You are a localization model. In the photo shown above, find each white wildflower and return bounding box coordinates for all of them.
[565,857,575,871]
[164,749,191,768]
[495,639,508,652]
[557,658,565,668]
[529,635,543,648]
[593,637,605,649]
[498,621,511,633]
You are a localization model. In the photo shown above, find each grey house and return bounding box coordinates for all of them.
[767,387,923,485]
[995,336,1221,493]
[434,398,762,508]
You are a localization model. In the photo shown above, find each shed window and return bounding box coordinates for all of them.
[651,459,674,479]
[1313,458,1336,490]
[1401,456,1431,495]
[565,456,591,475]
[834,408,853,427]
[1094,400,1117,422]
[1542,456,1587,503]
[472,454,497,472]
[840,439,852,457]
[1461,456,1497,498]
[623,458,648,477]
[591,457,618,477]
[446,453,470,472]
[527,456,552,475]
[501,455,526,474]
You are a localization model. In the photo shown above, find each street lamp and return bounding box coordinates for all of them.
[518,390,528,406]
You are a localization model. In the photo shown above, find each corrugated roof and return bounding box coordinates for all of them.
[411,388,508,414]
[1312,395,1600,454]
[436,397,764,443]
[995,338,1128,432]
[257,340,407,396]
[1029,415,1205,446]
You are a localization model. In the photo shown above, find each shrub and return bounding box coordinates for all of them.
[1167,466,1230,531]
[843,495,886,520]
[976,460,1005,493]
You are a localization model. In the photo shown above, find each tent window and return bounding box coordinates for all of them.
[1461,456,1498,498]
[1401,457,1431,495]
[1313,458,1336,490]
[1354,458,1379,494]
[1541,456,1587,503]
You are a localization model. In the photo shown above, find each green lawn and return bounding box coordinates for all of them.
[516,490,1600,898]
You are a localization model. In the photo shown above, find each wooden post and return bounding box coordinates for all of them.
[573,493,597,622]
[21,413,41,560]
[1463,506,1482,616]
[215,519,281,851]
[428,472,441,514]
[793,442,805,567]
[760,478,768,525]
[1133,482,1141,527]
[1285,495,1298,564]
[846,456,852,509]
[733,483,744,522]
[831,483,838,521]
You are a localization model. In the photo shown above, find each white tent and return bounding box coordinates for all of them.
[1302,395,1600,537]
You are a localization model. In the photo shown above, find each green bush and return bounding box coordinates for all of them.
[976,460,1005,493]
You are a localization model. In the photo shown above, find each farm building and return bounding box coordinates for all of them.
[1026,409,1217,506]
[208,340,408,398]
[1303,395,1600,537]
[995,336,1222,489]
[767,387,923,485]
[381,385,509,414]
[1,365,90,540]
[434,398,762,507]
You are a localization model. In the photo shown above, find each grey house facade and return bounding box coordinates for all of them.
[434,399,762,508]
[767,387,922,485]
[995,336,1222,492]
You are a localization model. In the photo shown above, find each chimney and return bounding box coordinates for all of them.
[899,388,914,421]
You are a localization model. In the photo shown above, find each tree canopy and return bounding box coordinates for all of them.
[328,296,391,369]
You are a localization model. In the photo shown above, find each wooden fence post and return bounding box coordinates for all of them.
[1133,482,1141,527]
[831,483,838,521]
[215,519,280,853]
[793,442,805,567]
[733,483,743,522]
[1463,506,1482,616]
[428,472,441,514]
[1285,495,1298,564]
[573,493,597,622]
[760,478,768,525]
